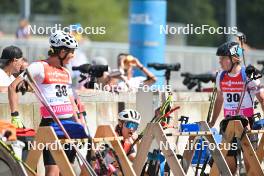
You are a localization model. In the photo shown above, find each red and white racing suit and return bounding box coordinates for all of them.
[23,60,77,165]
[25,60,74,119]
[216,70,261,118]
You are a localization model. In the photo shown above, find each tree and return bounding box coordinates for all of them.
[0,0,61,15]
[61,0,128,41]
[211,0,264,49]
[0,0,20,14]
[31,0,62,15]
[167,0,221,46]
[237,0,264,49]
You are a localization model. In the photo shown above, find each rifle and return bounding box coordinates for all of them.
[92,143,124,176]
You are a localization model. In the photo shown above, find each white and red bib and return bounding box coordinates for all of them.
[38,61,74,118]
[220,72,254,118]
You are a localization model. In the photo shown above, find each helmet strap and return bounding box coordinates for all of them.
[228,56,235,73]
[58,50,70,67]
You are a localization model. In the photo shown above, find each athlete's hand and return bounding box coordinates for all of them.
[208,121,215,128]
[131,133,138,141]
[131,58,142,68]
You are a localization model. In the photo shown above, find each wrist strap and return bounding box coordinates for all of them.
[11,111,19,117]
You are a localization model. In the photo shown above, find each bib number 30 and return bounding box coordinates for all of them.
[226,93,240,102]
[55,85,68,97]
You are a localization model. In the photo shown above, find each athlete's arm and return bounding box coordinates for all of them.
[9,62,43,123]
[128,152,136,161]
[8,76,24,113]
[127,134,139,161]
[69,94,86,126]
[134,59,156,86]
[68,82,86,125]
[127,142,136,161]
[69,95,80,120]
[8,76,27,128]
[256,91,264,112]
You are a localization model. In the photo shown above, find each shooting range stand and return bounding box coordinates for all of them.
[93,125,136,176]
[133,122,184,175]
[179,121,232,175]
[255,129,264,163]
[133,122,232,176]
[210,120,264,175]
[25,125,136,176]
[25,127,75,176]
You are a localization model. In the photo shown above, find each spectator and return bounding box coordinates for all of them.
[67,50,88,90]
[90,56,128,92]
[0,46,23,92]
[16,19,31,39]
[13,58,31,95]
[67,23,88,90]
[13,57,29,78]
[117,53,156,91]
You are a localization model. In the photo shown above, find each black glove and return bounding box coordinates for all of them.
[245,64,262,80]
[16,80,30,95]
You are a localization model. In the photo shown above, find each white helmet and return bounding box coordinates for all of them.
[118,109,141,124]
[49,30,78,49]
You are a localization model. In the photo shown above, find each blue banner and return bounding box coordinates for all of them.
[129,0,167,85]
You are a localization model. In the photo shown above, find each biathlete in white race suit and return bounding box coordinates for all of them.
[8,30,84,175]
[209,41,264,174]
[115,109,141,161]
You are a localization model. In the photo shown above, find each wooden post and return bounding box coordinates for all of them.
[256,133,264,162]
[94,125,136,176]
[26,127,75,176]
[210,119,235,175]
[210,120,264,175]
[182,135,198,173]
[154,123,186,176]
[132,123,155,175]
[199,121,232,176]
[234,121,263,175]
[133,123,186,176]
[181,121,232,175]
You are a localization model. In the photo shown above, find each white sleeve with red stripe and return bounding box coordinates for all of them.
[20,62,44,84]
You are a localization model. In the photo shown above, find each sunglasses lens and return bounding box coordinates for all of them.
[125,121,138,130]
